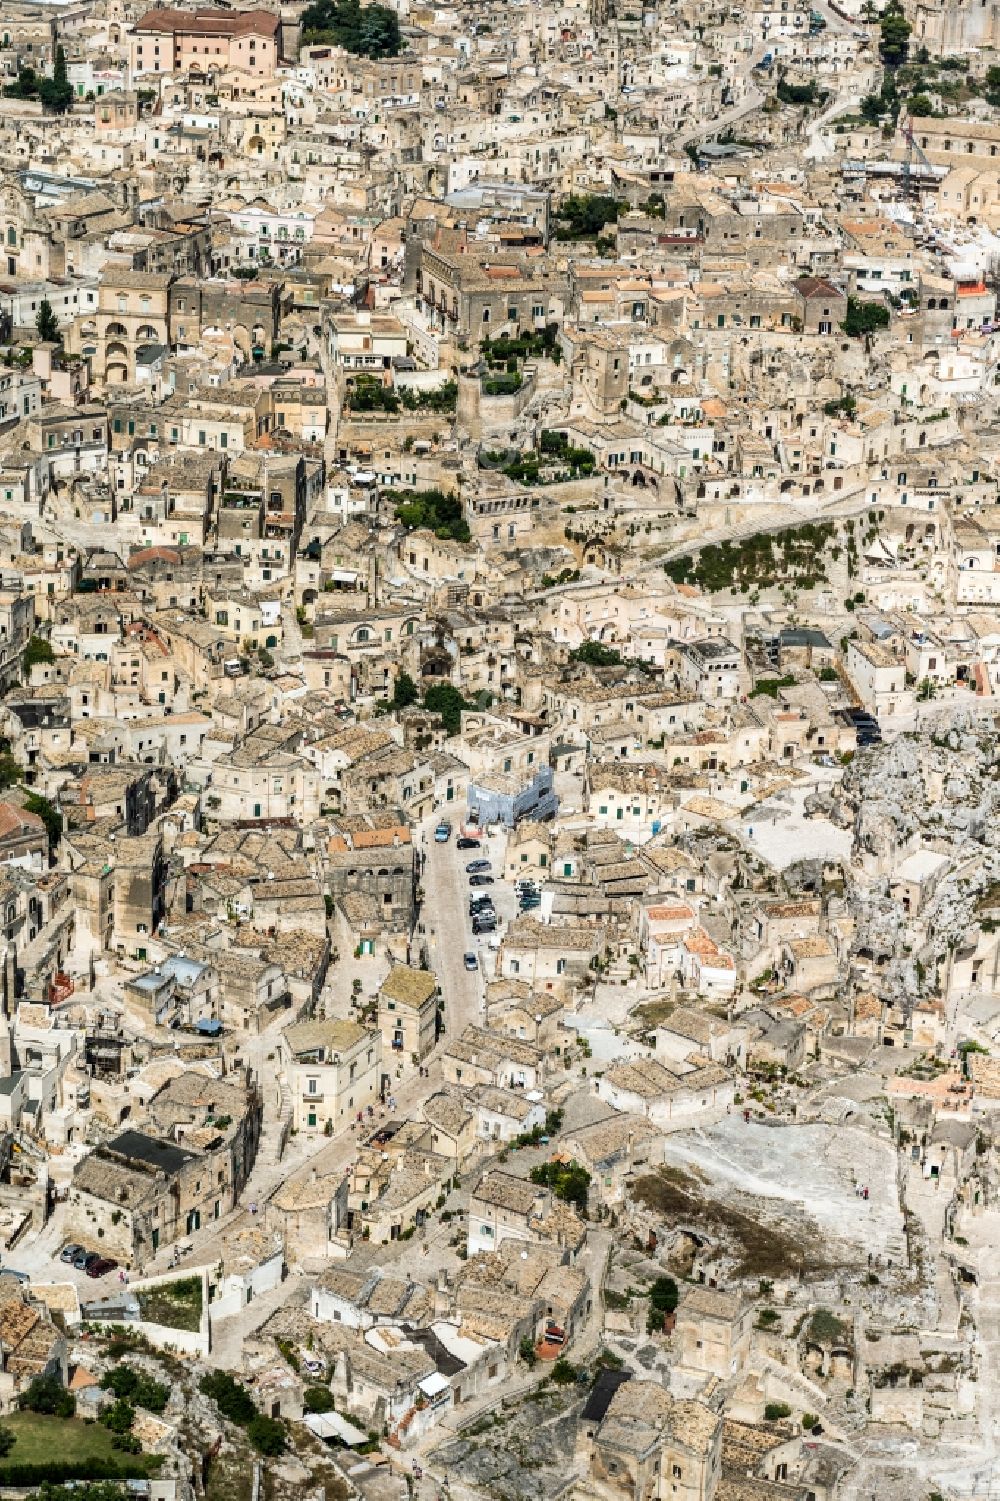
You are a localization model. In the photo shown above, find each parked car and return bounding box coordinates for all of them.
[87,1257,118,1279]
[466,859,492,873]
[463,952,479,971]
[60,1243,83,1264]
[469,874,495,887]
[457,837,479,850]
[434,822,452,843]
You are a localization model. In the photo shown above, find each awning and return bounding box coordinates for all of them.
[304,1412,368,1446]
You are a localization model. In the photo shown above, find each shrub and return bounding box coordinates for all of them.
[247,1415,285,1456]
[389,487,469,543]
[554,194,625,240]
[0,1462,155,1484]
[24,636,55,671]
[19,1376,75,1419]
[569,641,623,669]
[843,297,890,338]
[300,0,400,56]
[101,1366,168,1414]
[101,1401,136,1436]
[198,1372,256,1427]
[764,1403,792,1421]
[529,1161,591,1212]
[303,1387,335,1414]
[646,1275,679,1333]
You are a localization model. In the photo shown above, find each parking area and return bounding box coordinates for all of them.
[5,1216,137,1295]
[422,813,522,1032]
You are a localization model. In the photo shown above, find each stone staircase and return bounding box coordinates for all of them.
[241,1077,293,1209]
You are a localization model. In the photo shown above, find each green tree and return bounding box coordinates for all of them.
[247,1414,286,1456]
[101,1365,168,1414]
[199,1371,256,1426]
[843,297,890,338]
[389,670,419,710]
[529,1160,591,1212]
[518,1334,537,1367]
[879,0,911,65]
[391,487,470,542]
[23,792,60,850]
[303,1386,336,1413]
[101,1400,136,1435]
[35,300,60,344]
[554,194,624,240]
[907,92,934,115]
[300,0,401,56]
[0,1426,13,1458]
[423,682,469,736]
[39,44,73,113]
[647,1275,679,1333]
[24,635,55,671]
[0,751,21,791]
[568,640,623,668]
[19,1375,75,1418]
[776,76,818,105]
[4,67,40,101]
[552,193,624,240]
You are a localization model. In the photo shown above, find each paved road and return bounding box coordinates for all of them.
[420,806,518,1029]
[420,809,487,1042]
[673,82,765,151]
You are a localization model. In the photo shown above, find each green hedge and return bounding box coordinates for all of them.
[0,1460,159,1484]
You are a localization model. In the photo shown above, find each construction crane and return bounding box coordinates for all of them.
[901,112,933,200]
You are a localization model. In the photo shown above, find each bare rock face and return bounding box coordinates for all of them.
[836,722,1000,1014]
[812,790,853,830]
